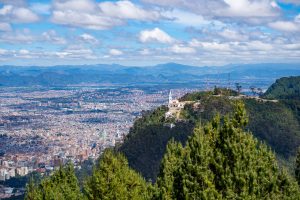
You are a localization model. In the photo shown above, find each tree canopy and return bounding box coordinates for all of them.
[25,163,82,200]
[156,102,300,199]
[84,149,151,200]
[263,76,300,100]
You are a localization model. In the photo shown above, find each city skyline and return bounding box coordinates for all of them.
[0,0,300,66]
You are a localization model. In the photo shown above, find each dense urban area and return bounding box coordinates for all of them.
[0,76,272,199]
[0,84,201,198]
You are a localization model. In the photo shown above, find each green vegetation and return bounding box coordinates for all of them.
[25,163,82,200]
[25,103,300,199]
[296,148,300,185]
[0,172,41,189]
[263,76,300,100]
[118,106,194,181]
[155,103,299,199]
[119,77,300,183]
[84,149,151,200]
[120,94,300,181]
[244,99,300,158]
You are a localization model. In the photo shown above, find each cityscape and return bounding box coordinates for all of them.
[0,73,292,199]
[1,0,300,199]
[0,85,196,195]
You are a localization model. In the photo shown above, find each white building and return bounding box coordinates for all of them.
[166,90,185,118]
[168,90,185,109]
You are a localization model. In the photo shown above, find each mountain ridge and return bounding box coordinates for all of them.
[1,63,300,87]
[118,77,300,181]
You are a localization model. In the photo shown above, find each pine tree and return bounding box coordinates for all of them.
[84,149,150,200]
[155,139,184,200]
[156,102,300,199]
[25,163,83,200]
[25,177,42,200]
[295,147,300,185]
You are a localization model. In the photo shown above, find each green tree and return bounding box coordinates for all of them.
[25,163,82,200]
[156,102,300,199]
[84,149,150,200]
[295,147,300,185]
[235,83,242,95]
[25,177,41,200]
[155,139,185,200]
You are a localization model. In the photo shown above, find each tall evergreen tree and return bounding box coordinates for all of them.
[155,139,185,200]
[84,149,150,200]
[25,177,41,200]
[295,147,300,185]
[25,163,82,200]
[157,102,300,199]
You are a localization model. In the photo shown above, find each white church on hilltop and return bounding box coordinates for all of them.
[165,90,185,118]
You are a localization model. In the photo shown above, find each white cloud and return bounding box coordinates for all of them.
[51,0,162,30]
[19,49,29,54]
[140,48,151,55]
[294,14,300,23]
[79,33,99,44]
[0,22,11,31]
[51,0,122,30]
[0,29,67,44]
[13,7,39,22]
[190,39,232,51]
[218,29,249,41]
[52,10,123,30]
[53,0,96,12]
[99,1,160,21]
[42,30,66,45]
[16,49,34,58]
[139,28,174,44]
[241,40,273,51]
[142,0,226,16]
[221,0,279,18]
[55,46,96,59]
[268,21,299,32]
[0,48,8,55]
[170,44,196,54]
[143,0,280,24]
[0,0,26,6]
[283,43,300,50]
[0,30,35,43]
[109,49,123,56]
[0,5,39,23]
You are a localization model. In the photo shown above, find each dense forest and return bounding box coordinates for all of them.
[24,76,300,199]
[263,76,300,100]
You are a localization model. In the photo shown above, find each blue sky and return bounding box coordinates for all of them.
[0,0,300,66]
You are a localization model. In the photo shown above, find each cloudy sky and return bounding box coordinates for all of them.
[0,0,300,66]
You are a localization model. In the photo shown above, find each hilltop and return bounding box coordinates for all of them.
[118,77,300,181]
[263,76,300,100]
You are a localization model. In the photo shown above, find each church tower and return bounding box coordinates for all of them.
[169,90,172,105]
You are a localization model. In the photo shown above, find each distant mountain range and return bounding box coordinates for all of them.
[0,63,299,87]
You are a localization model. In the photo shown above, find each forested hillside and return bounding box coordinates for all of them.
[263,76,300,100]
[119,77,300,181]
[26,103,300,199]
